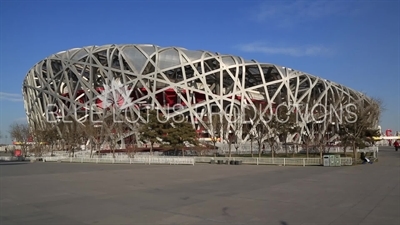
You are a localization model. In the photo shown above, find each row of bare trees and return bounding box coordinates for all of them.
[202,97,382,164]
[7,95,381,164]
[8,113,134,158]
[203,103,300,158]
[8,109,200,158]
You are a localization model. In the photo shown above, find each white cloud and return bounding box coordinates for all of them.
[0,92,23,102]
[253,0,363,26]
[237,42,332,57]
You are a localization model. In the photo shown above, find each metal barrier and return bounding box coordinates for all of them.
[0,156,30,161]
[13,155,353,167]
[43,156,67,162]
[194,157,353,166]
[56,157,195,165]
[0,156,19,161]
[340,157,353,166]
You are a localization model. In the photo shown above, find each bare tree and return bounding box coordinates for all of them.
[253,121,268,158]
[86,123,96,158]
[301,131,313,158]
[208,114,225,153]
[298,99,330,160]
[102,115,126,158]
[81,121,104,158]
[249,131,255,157]
[30,119,61,156]
[226,107,245,157]
[58,116,85,157]
[274,105,300,157]
[9,122,31,156]
[264,124,279,158]
[246,103,274,158]
[242,106,257,157]
[126,137,137,158]
[121,123,137,158]
[31,127,48,156]
[338,98,381,164]
[313,123,328,160]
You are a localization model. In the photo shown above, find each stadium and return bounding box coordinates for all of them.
[22,44,379,149]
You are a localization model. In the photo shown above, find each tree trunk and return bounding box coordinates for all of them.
[285,139,288,157]
[182,148,185,157]
[150,142,154,155]
[213,142,217,157]
[319,144,323,160]
[135,144,138,157]
[127,146,131,158]
[306,142,309,158]
[293,144,297,157]
[228,142,232,159]
[250,137,253,158]
[89,138,93,158]
[353,141,357,165]
[271,145,275,158]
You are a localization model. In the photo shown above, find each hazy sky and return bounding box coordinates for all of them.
[0,0,399,143]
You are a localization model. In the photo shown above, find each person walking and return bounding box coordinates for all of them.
[394,140,399,151]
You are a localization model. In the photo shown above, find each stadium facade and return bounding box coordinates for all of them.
[22,44,377,145]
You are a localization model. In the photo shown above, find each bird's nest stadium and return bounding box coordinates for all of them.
[23,44,378,146]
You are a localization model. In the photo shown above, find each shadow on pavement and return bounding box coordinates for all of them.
[0,162,31,166]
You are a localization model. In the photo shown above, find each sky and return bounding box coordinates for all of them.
[0,0,399,143]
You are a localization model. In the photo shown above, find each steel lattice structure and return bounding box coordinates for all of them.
[23,44,377,144]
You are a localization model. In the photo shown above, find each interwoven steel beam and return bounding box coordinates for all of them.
[23,44,376,144]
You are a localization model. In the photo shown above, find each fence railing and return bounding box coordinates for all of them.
[0,156,24,161]
[3,155,352,166]
[42,156,66,162]
[42,156,195,165]
[194,156,353,166]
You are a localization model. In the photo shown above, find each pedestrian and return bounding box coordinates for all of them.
[394,140,399,151]
[360,152,372,164]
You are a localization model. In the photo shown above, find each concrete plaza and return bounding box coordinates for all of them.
[0,146,399,225]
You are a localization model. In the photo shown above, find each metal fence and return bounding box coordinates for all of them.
[42,156,195,165]
[194,156,353,166]
[2,155,352,166]
[216,143,380,155]
[0,156,23,161]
